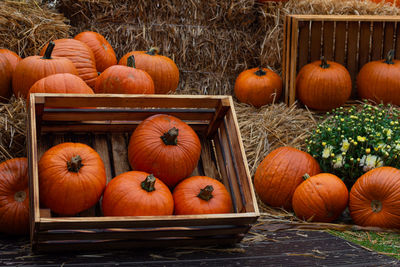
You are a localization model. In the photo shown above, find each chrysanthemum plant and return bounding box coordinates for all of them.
[306,102,400,189]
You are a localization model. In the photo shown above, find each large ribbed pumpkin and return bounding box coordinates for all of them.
[0,158,29,235]
[254,146,321,210]
[102,171,173,216]
[0,48,21,72]
[128,114,201,188]
[119,47,179,94]
[296,57,352,111]
[95,55,154,94]
[38,142,107,215]
[74,31,117,72]
[0,53,13,101]
[357,50,400,105]
[40,39,98,89]
[234,67,282,108]
[349,166,400,228]
[292,173,349,223]
[13,42,78,98]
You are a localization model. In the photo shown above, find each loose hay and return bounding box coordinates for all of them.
[0,0,71,57]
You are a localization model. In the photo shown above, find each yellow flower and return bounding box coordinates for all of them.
[365,148,371,154]
[341,139,350,152]
[333,155,344,169]
[360,155,383,172]
[322,142,327,146]
[322,145,333,159]
[357,136,366,142]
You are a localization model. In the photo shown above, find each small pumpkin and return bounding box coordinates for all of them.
[119,47,179,94]
[128,114,201,188]
[102,171,173,216]
[40,39,98,88]
[0,53,13,101]
[357,50,400,105]
[0,48,21,72]
[349,166,400,228]
[74,31,117,72]
[13,42,78,98]
[95,55,154,94]
[0,158,29,235]
[292,173,349,223]
[38,142,107,215]
[28,73,94,100]
[254,146,321,210]
[234,67,282,107]
[173,176,232,215]
[296,57,352,111]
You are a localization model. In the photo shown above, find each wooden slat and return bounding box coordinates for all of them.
[205,98,231,137]
[111,133,131,176]
[371,22,384,61]
[395,22,400,59]
[347,21,360,98]
[358,21,372,71]
[92,134,113,183]
[383,21,395,58]
[323,21,334,60]
[334,21,347,65]
[283,15,292,104]
[293,14,400,22]
[199,137,220,180]
[288,18,299,106]
[310,21,322,62]
[297,20,310,70]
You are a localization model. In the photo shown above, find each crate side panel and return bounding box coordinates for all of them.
[358,21,372,70]
[310,21,322,62]
[334,21,347,66]
[371,22,384,61]
[323,21,335,61]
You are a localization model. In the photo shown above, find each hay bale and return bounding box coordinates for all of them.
[0,0,71,58]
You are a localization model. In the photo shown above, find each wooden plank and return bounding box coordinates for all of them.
[371,22,384,61]
[310,21,322,62]
[284,15,293,105]
[358,21,372,70]
[323,21,334,60]
[347,21,360,98]
[383,21,395,59]
[288,18,299,106]
[294,14,400,22]
[334,21,347,66]
[395,22,400,59]
[282,14,289,97]
[110,133,131,176]
[199,137,220,180]
[297,20,310,71]
[205,97,230,137]
[92,134,113,183]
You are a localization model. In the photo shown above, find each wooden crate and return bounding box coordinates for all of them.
[27,93,259,252]
[283,14,400,106]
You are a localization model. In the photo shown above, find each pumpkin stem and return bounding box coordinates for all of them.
[127,55,136,68]
[141,174,156,192]
[146,47,160,56]
[320,57,330,69]
[161,127,179,145]
[14,191,26,202]
[197,185,214,201]
[303,173,311,180]
[42,41,55,59]
[384,50,395,65]
[255,67,267,76]
[67,155,84,172]
[371,200,382,213]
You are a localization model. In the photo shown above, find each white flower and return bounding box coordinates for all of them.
[359,155,384,172]
[341,139,350,152]
[322,145,333,159]
[333,155,344,169]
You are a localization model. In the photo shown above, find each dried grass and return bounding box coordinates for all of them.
[0,0,71,57]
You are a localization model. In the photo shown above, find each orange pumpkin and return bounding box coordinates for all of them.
[173,176,232,215]
[254,146,321,210]
[234,67,282,107]
[102,171,173,216]
[296,57,352,111]
[0,48,21,72]
[369,0,400,7]
[119,47,179,94]
[128,114,201,188]
[357,50,400,105]
[38,142,107,215]
[40,39,98,88]
[74,31,117,72]
[0,53,13,101]
[349,166,400,228]
[292,173,349,223]
[0,158,29,235]
[13,42,78,98]
[95,55,154,94]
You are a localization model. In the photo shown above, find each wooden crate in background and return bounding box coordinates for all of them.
[283,14,400,106]
[27,93,259,252]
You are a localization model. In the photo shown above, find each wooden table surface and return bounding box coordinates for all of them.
[1,225,399,266]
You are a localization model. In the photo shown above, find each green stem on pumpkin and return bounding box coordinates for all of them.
[141,174,156,192]
[303,173,311,180]
[384,50,395,65]
[146,47,160,56]
[42,41,55,59]
[197,185,214,201]
[161,127,179,145]
[320,57,330,69]
[67,155,84,173]
[255,67,266,76]
[127,55,136,68]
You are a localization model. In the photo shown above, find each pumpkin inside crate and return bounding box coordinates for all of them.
[27,93,259,252]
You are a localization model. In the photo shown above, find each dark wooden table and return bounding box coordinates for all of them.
[1,226,399,266]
